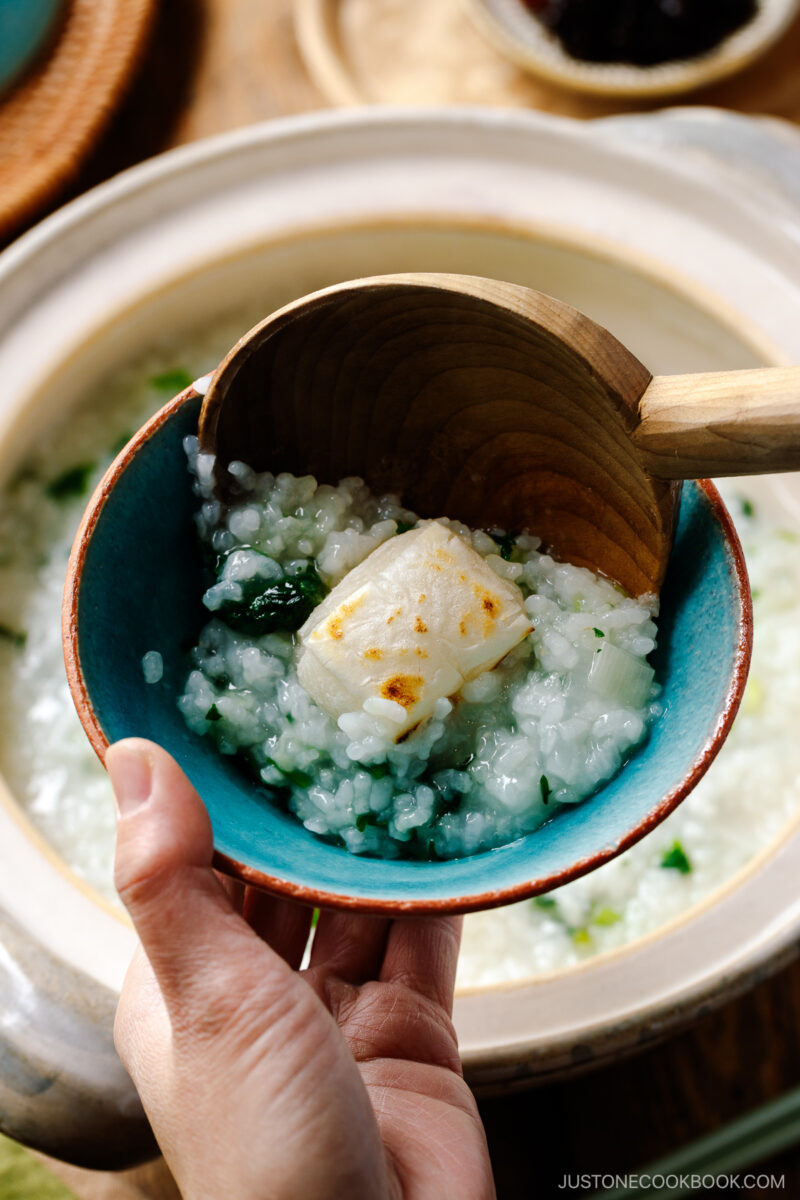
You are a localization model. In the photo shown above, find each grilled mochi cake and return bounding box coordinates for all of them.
[297,521,533,739]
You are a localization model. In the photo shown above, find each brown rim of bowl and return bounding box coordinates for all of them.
[63,385,754,916]
[0,0,156,241]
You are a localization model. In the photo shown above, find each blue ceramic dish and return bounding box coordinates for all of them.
[0,0,64,96]
[64,387,752,915]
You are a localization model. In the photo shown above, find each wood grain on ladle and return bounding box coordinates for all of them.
[199,274,800,597]
[635,368,800,478]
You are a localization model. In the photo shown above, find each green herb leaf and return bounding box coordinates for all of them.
[205,704,222,722]
[741,498,755,518]
[150,368,194,394]
[491,531,517,561]
[540,774,552,805]
[259,757,311,789]
[395,520,416,535]
[593,628,604,638]
[0,623,26,648]
[219,563,327,636]
[356,812,382,832]
[285,768,312,789]
[534,895,557,911]
[571,928,592,947]
[10,465,37,492]
[111,430,133,457]
[593,907,621,927]
[46,462,95,502]
[742,676,765,715]
[366,762,390,780]
[661,840,692,874]
[311,908,320,928]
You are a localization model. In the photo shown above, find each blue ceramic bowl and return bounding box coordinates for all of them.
[0,0,64,96]
[64,388,752,914]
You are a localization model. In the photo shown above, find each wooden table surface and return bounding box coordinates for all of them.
[19,2,800,1196]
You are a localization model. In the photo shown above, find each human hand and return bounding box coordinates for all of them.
[107,739,495,1200]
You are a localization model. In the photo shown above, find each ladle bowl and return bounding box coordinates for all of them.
[201,274,800,596]
[63,276,756,914]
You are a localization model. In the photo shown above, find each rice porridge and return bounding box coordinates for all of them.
[175,454,658,859]
[0,329,796,987]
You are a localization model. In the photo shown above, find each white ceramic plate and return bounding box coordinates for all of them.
[1,108,800,1104]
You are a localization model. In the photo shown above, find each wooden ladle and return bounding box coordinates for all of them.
[199,273,800,596]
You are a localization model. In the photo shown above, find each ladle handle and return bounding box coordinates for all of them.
[632,367,800,479]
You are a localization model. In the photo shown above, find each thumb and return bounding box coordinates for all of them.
[107,738,255,1005]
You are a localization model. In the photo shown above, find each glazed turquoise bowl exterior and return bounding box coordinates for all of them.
[64,389,752,914]
[0,0,63,95]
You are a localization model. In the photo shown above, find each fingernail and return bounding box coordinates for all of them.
[107,742,152,817]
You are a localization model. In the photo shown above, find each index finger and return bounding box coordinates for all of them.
[379,915,463,1010]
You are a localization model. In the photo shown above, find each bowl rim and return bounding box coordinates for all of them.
[0,0,156,239]
[63,375,754,915]
[463,0,799,99]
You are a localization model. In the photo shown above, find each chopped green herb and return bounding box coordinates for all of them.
[395,520,416,535]
[366,762,390,780]
[534,895,557,911]
[751,588,761,602]
[0,623,26,648]
[356,812,381,832]
[570,928,592,947]
[592,907,621,927]
[46,462,95,502]
[661,840,692,874]
[10,465,37,492]
[593,628,604,638]
[218,564,327,636]
[741,498,755,518]
[285,768,312,789]
[205,704,223,722]
[261,758,312,789]
[491,531,517,562]
[111,430,134,457]
[150,368,194,394]
[779,529,799,543]
[742,676,765,716]
[539,774,552,805]
[311,908,320,928]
